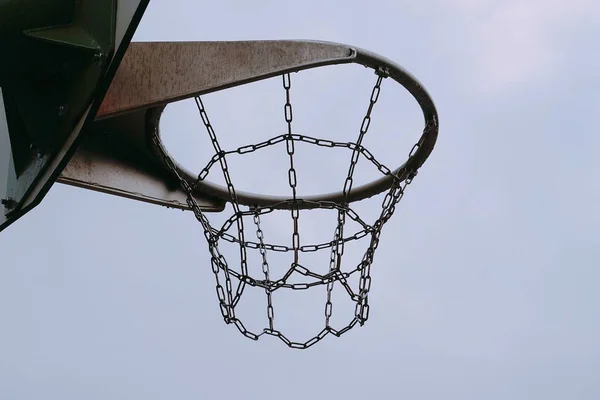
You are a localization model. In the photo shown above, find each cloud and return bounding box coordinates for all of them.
[448,0,599,94]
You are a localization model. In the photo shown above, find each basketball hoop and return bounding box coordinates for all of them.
[149,47,438,349]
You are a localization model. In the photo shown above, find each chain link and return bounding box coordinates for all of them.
[283,73,301,275]
[195,134,394,184]
[152,68,421,349]
[253,211,275,330]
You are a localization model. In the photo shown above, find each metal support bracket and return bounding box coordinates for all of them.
[1,0,117,216]
[58,41,359,211]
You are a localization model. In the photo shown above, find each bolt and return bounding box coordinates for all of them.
[1,198,16,210]
[375,66,390,78]
[30,143,44,158]
[58,104,68,117]
[93,52,105,66]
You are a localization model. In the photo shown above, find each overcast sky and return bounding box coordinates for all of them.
[2,0,600,398]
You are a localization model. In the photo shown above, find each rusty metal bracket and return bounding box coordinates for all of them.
[58,41,363,210]
[97,41,356,119]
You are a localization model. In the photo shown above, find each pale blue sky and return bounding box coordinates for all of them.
[2,0,600,398]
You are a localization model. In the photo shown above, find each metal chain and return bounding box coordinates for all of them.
[342,69,387,201]
[196,134,394,185]
[253,210,275,330]
[282,73,301,281]
[326,67,387,328]
[151,68,421,349]
[196,97,245,315]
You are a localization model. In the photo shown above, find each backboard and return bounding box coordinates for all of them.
[0,0,160,232]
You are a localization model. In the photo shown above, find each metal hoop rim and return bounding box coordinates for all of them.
[148,46,439,210]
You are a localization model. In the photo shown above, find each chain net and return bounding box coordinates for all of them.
[152,67,424,349]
